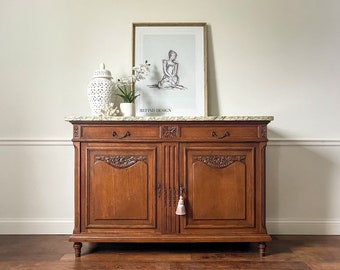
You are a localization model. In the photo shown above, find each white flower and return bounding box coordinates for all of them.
[117,77,132,86]
[132,61,151,82]
[115,61,150,103]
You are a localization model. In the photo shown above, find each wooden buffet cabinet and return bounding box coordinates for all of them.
[67,116,273,257]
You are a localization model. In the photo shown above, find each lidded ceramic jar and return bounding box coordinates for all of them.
[87,63,114,116]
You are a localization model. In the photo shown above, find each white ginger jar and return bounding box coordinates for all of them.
[87,63,114,116]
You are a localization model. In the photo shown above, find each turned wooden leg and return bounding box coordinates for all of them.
[73,242,82,257]
[258,242,267,256]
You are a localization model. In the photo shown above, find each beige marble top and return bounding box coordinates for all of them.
[65,116,274,122]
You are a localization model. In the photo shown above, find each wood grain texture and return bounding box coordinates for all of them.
[1,235,340,269]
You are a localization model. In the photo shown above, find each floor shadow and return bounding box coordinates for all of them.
[81,242,256,256]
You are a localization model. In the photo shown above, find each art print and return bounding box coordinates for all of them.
[133,23,207,117]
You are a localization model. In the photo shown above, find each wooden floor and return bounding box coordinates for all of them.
[0,235,340,269]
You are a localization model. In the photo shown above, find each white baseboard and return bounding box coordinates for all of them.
[1,218,340,235]
[267,220,340,235]
[0,218,73,234]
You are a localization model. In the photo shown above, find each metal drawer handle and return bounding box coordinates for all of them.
[112,131,131,139]
[211,130,230,139]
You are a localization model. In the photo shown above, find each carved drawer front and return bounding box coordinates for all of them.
[80,125,159,140]
[180,125,262,141]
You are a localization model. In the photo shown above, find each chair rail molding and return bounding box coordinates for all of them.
[0,138,72,146]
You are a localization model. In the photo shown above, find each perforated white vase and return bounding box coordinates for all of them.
[87,63,114,116]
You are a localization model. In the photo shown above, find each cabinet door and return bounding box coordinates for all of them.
[180,143,256,234]
[81,143,160,234]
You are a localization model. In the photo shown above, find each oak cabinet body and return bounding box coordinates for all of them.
[68,118,272,256]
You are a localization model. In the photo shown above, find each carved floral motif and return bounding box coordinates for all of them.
[162,126,178,138]
[193,155,246,168]
[259,126,267,138]
[73,125,80,137]
[95,155,147,168]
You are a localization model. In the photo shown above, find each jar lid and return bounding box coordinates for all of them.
[93,63,112,78]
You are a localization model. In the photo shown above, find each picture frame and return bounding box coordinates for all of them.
[132,23,207,117]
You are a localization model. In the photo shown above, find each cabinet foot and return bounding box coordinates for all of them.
[258,242,266,256]
[73,242,82,257]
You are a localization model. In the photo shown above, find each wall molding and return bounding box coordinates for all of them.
[0,218,73,234]
[267,219,340,235]
[0,139,72,146]
[1,138,340,235]
[268,139,340,146]
[1,218,339,235]
[1,138,340,147]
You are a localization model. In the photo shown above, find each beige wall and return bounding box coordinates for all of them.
[1,0,339,234]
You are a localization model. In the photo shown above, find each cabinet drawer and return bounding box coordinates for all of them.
[81,125,159,140]
[180,125,261,140]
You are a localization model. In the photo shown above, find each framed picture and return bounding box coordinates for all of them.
[133,23,207,117]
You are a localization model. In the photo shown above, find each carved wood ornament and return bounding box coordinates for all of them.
[95,155,147,168]
[259,126,267,138]
[161,126,179,138]
[193,155,246,168]
[73,125,80,137]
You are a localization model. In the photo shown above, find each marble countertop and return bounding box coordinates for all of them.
[65,116,274,122]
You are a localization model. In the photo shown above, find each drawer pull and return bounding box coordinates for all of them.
[211,130,230,139]
[112,131,131,139]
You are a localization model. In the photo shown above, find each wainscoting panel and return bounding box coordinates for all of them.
[0,139,74,234]
[0,138,339,234]
[267,139,340,234]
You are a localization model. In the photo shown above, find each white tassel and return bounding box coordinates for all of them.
[176,195,186,215]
